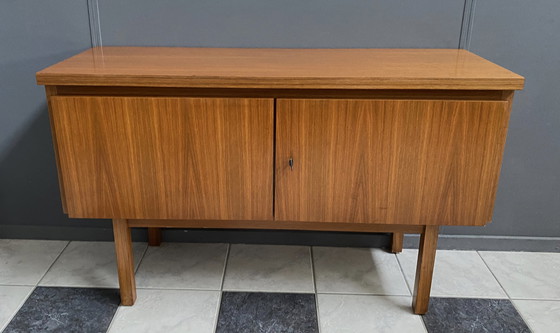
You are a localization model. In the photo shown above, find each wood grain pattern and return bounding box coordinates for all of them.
[50,96,274,220]
[391,232,404,253]
[275,99,510,226]
[112,219,136,306]
[36,47,524,90]
[413,225,439,314]
[37,48,523,314]
[127,219,424,233]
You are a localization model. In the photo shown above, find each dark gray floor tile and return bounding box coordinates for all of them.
[216,292,319,333]
[423,297,531,333]
[3,287,119,333]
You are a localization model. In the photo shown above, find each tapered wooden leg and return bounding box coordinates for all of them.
[391,232,404,253]
[148,227,162,246]
[412,225,439,314]
[112,219,137,306]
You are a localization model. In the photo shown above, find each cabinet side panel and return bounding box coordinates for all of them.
[45,86,68,213]
[50,96,274,220]
[275,99,509,226]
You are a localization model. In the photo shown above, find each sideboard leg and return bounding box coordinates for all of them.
[113,219,137,306]
[148,227,162,246]
[391,232,404,253]
[412,225,439,314]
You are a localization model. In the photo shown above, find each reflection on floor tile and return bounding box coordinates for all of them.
[313,247,409,295]
[513,299,560,333]
[422,298,530,333]
[108,289,220,333]
[136,243,227,290]
[216,292,318,333]
[479,251,560,299]
[223,244,314,293]
[0,286,34,331]
[40,241,146,288]
[398,250,507,298]
[3,287,119,333]
[0,240,67,285]
[317,294,425,333]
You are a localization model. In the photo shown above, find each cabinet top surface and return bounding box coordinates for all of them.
[36,47,524,90]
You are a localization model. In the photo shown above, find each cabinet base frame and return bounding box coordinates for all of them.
[391,232,404,253]
[112,219,137,306]
[147,228,161,246]
[128,219,424,233]
[113,219,437,314]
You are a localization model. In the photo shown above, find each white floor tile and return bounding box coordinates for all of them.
[39,241,146,288]
[513,299,560,333]
[313,247,409,295]
[317,294,426,333]
[136,243,227,290]
[397,250,507,298]
[479,251,560,299]
[108,289,220,333]
[0,239,67,285]
[223,244,314,293]
[0,286,34,331]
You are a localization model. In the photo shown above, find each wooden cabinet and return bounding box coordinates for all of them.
[50,96,274,220]
[275,99,510,226]
[37,47,524,314]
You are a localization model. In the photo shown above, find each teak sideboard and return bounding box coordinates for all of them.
[36,47,524,314]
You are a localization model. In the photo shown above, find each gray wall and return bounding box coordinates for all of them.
[1,0,558,245]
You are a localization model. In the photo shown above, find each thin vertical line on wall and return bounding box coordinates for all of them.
[458,0,477,50]
[87,0,103,47]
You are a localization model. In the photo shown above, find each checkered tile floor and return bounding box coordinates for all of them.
[1,239,559,332]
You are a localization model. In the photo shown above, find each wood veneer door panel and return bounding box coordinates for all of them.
[50,96,274,220]
[275,99,510,226]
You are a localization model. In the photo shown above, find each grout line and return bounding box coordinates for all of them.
[136,286,222,292]
[426,295,508,300]
[316,291,414,297]
[134,243,150,274]
[510,298,560,302]
[507,302,537,333]
[213,243,231,333]
[476,251,511,299]
[212,288,224,333]
[220,243,231,291]
[419,310,430,333]
[309,247,317,294]
[221,288,315,294]
[309,247,322,333]
[476,250,534,329]
[394,252,413,296]
[0,285,36,332]
[34,241,145,289]
[427,234,560,241]
[35,284,120,289]
[36,241,70,287]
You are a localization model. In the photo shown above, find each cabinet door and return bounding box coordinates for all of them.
[50,96,273,220]
[275,99,510,226]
